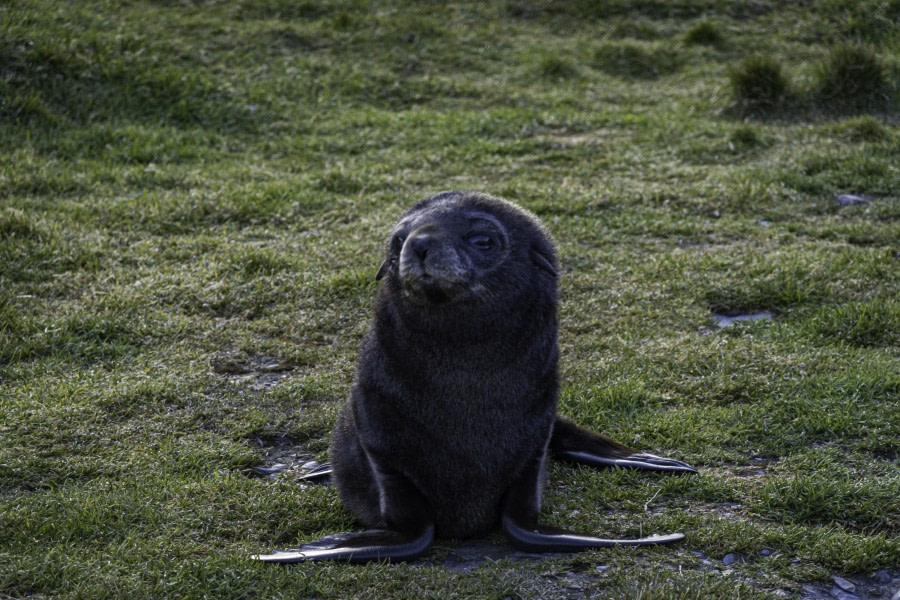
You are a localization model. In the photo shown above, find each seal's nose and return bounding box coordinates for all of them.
[410,235,430,260]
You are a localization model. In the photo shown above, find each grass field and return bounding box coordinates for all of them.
[1,0,898,598]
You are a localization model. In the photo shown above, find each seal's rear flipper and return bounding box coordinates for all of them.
[298,463,333,481]
[502,516,684,552]
[501,450,687,553]
[253,525,434,564]
[550,417,697,474]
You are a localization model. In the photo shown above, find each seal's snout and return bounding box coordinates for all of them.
[396,228,472,305]
[410,235,431,261]
[402,228,452,275]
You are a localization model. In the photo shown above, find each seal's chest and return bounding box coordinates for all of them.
[405,373,534,423]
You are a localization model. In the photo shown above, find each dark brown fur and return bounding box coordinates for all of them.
[330,191,559,538]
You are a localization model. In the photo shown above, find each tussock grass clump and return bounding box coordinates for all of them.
[609,20,662,40]
[812,0,900,42]
[684,20,724,47]
[814,44,893,113]
[534,55,580,80]
[236,0,330,20]
[729,125,766,149]
[728,55,790,116]
[329,9,356,32]
[830,115,891,142]
[594,41,682,79]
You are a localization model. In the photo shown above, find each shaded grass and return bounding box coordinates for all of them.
[684,21,725,47]
[727,55,790,116]
[813,43,894,113]
[1,0,898,598]
[594,41,683,79]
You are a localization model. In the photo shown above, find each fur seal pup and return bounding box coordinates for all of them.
[255,191,696,564]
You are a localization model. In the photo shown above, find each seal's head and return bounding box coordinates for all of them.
[376,191,557,309]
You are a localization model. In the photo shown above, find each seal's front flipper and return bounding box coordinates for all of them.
[253,525,434,564]
[550,417,697,474]
[501,516,684,552]
[256,460,435,564]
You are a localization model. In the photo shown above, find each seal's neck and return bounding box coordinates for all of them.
[378,286,556,349]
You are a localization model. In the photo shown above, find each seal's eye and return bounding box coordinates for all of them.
[392,235,405,253]
[467,233,494,251]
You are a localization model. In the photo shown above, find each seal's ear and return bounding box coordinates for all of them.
[375,260,390,281]
[530,247,557,276]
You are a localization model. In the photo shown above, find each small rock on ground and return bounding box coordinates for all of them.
[829,586,860,600]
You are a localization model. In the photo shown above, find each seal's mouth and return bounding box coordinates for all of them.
[422,286,451,304]
[401,273,464,305]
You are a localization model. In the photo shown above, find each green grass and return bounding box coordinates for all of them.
[1,0,898,598]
